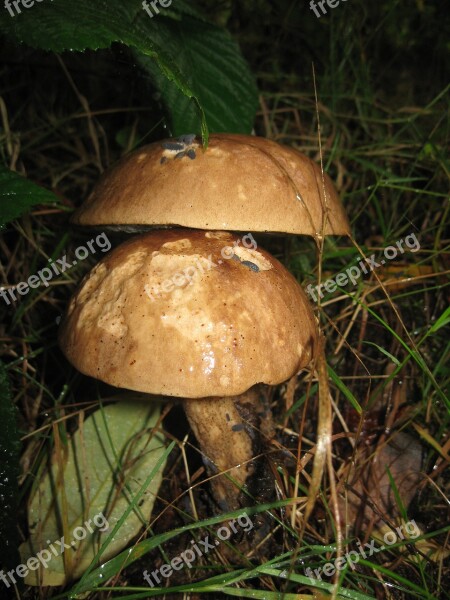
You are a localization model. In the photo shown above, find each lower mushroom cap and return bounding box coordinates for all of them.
[59,229,318,398]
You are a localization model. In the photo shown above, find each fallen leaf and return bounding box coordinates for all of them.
[20,394,167,586]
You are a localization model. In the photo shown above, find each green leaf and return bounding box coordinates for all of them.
[0,165,58,228]
[19,394,167,586]
[2,1,253,144]
[135,17,258,135]
[1,1,141,51]
[0,362,21,570]
[1,0,259,141]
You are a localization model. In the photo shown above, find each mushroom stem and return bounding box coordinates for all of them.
[183,386,274,511]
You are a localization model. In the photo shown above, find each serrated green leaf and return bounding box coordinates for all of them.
[0,0,219,143]
[0,165,58,228]
[1,1,141,51]
[0,362,21,570]
[19,394,167,586]
[1,0,259,142]
[160,0,210,22]
[135,17,258,135]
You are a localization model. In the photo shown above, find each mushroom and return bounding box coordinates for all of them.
[71,133,350,239]
[66,133,350,514]
[59,229,318,511]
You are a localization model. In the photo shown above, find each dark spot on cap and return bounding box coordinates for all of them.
[231,424,245,432]
[175,151,186,159]
[241,260,260,272]
[162,141,185,151]
[187,148,196,160]
[160,156,168,164]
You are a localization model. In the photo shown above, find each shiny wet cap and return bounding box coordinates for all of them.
[59,229,318,397]
[71,134,350,239]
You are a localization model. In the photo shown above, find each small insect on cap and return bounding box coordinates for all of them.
[59,229,318,398]
[71,134,350,239]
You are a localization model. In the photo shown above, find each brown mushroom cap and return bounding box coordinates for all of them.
[59,230,318,397]
[71,134,350,237]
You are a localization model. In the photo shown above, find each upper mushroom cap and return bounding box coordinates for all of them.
[59,229,318,398]
[71,134,350,238]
